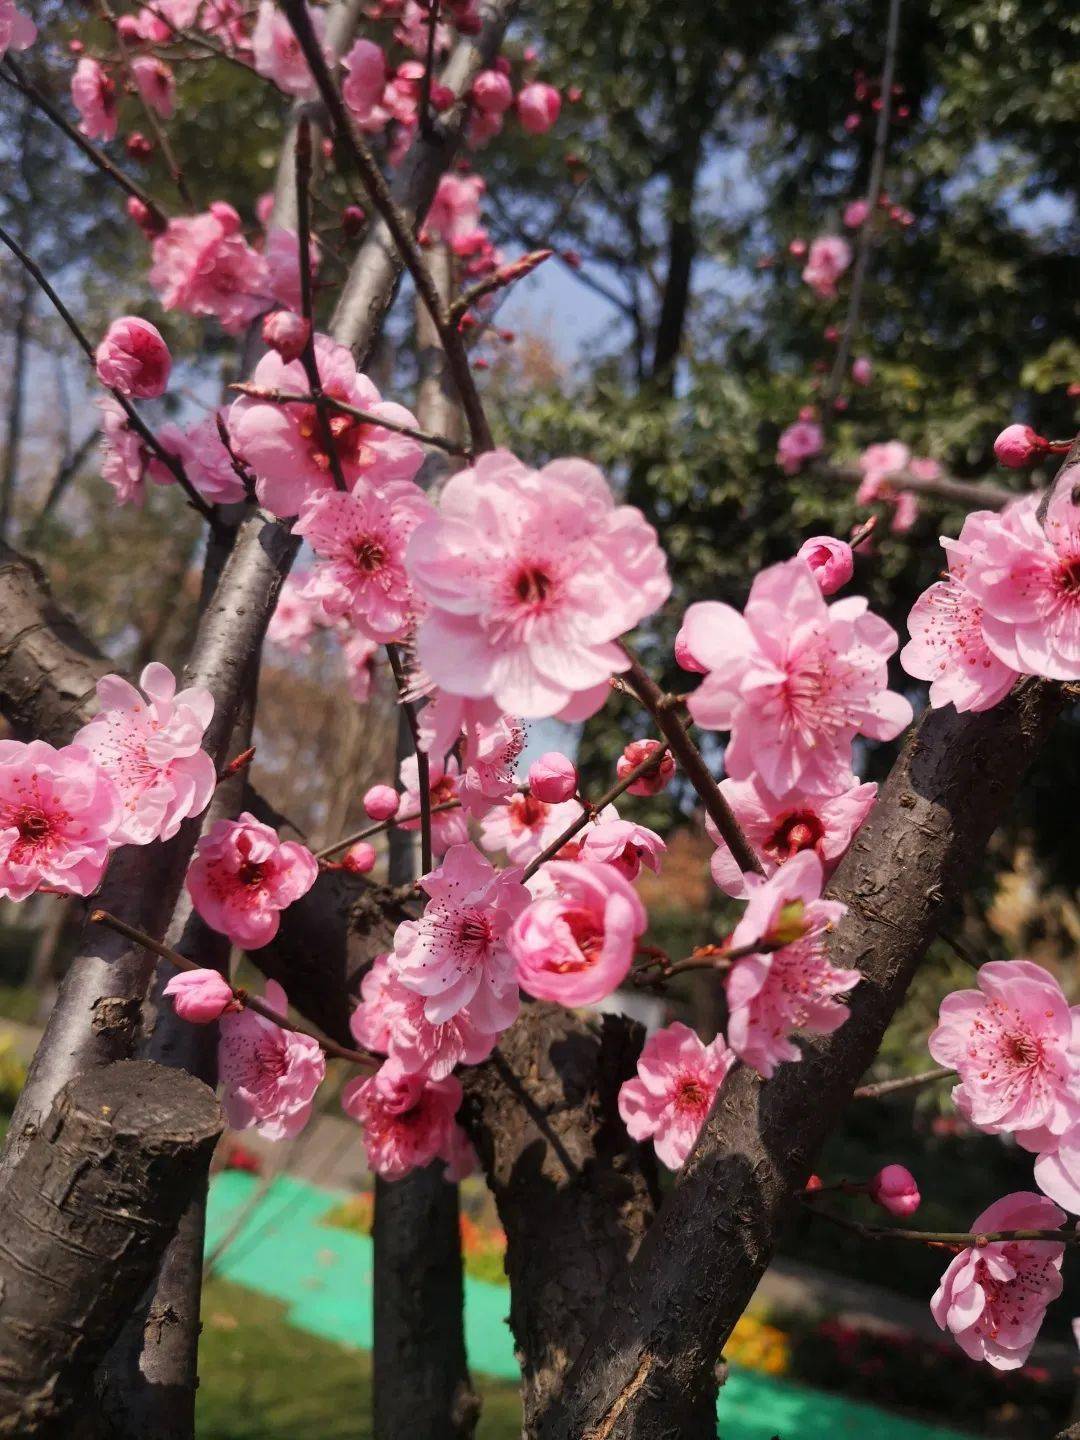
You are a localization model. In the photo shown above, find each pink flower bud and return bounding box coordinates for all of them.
[343,841,377,874]
[851,355,873,386]
[843,112,861,132]
[869,1164,920,1217]
[262,309,310,362]
[471,68,513,113]
[788,237,807,257]
[163,968,235,1024]
[994,423,1048,469]
[516,81,561,135]
[363,784,399,821]
[342,204,366,237]
[674,625,707,674]
[430,82,455,110]
[804,1173,824,1192]
[617,739,675,797]
[797,535,854,596]
[529,751,577,803]
[843,198,870,228]
[126,195,165,237]
[95,317,172,398]
[125,132,154,159]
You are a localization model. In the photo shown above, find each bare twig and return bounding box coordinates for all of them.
[619,646,765,877]
[419,0,441,135]
[293,115,348,493]
[386,643,432,875]
[0,223,218,529]
[802,1197,1078,1250]
[821,0,903,411]
[229,383,472,457]
[280,0,495,453]
[89,908,377,1068]
[852,1065,954,1100]
[825,462,1019,512]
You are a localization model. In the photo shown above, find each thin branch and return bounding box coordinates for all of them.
[619,646,765,877]
[520,739,673,882]
[802,1198,1079,1250]
[386,643,432,875]
[229,383,473,457]
[419,0,441,136]
[293,115,349,493]
[88,908,377,1069]
[821,0,903,411]
[280,0,495,453]
[448,247,554,322]
[1,57,169,231]
[852,1065,954,1100]
[100,0,195,208]
[315,798,462,861]
[824,462,1018,512]
[0,223,218,529]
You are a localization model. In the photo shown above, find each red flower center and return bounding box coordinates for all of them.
[764,810,825,863]
[237,860,266,889]
[513,565,554,607]
[15,807,52,844]
[560,908,603,968]
[352,536,387,573]
[675,1076,708,1114]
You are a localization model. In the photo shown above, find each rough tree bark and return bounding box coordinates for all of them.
[537,677,1064,1440]
[0,1060,222,1438]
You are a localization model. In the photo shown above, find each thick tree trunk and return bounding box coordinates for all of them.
[457,1004,676,1438]
[373,1168,478,1439]
[538,677,1064,1440]
[0,1060,221,1437]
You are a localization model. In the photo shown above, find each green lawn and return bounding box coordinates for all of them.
[197,1278,523,1440]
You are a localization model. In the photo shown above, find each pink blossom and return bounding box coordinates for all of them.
[364,784,399,821]
[458,713,524,818]
[994,424,1047,469]
[342,841,376,874]
[617,738,674,796]
[266,573,324,652]
[351,953,511,1080]
[517,81,561,134]
[350,953,395,1053]
[0,739,121,901]
[890,489,920,534]
[186,812,318,949]
[71,58,117,141]
[479,790,583,865]
[581,816,665,881]
[73,662,215,847]
[529,752,577,804]
[263,226,318,314]
[707,772,876,898]
[684,558,912,795]
[0,0,36,58]
[408,451,670,720]
[150,204,270,333]
[340,632,379,702]
[797,535,854,596]
[295,479,431,640]
[802,235,851,298]
[1033,1125,1080,1215]
[851,355,873,386]
[843,199,870,228]
[96,397,161,507]
[95,316,172,399]
[163,967,235,1023]
[131,55,176,118]
[341,1057,464,1180]
[397,754,468,856]
[341,38,387,125]
[390,842,529,1024]
[472,67,513,113]
[251,0,323,95]
[510,859,646,1007]
[218,980,325,1139]
[229,336,423,515]
[930,1192,1065,1369]
[855,441,923,535]
[928,959,1080,1144]
[262,308,310,361]
[725,851,858,1077]
[901,509,1021,712]
[869,1164,920,1217]
[776,420,824,475]
[962,488,1080,681]
[168,410,249,506]
[155,0,201,26]
[426,173,487,255]
[618,1021,736,1169]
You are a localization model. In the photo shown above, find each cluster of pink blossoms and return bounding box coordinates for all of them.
[0,664,215,901]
